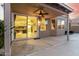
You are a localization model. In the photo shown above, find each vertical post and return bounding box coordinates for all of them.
[4,3,11,56]
[37,17,40,39]
[67,13,69,41]
[11,13,14,41]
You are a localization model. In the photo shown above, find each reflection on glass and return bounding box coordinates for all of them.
[61,21,65,29]
[14,15,27,39]
[40,17,46,31]
[14,15,38,39]
[27,16,38,38]
[57,20,65,29]
[51,20,55,30]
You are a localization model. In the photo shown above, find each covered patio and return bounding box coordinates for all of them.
[4,3,72,56]
[11,33,79,56]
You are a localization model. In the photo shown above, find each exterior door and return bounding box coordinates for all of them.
[27,16,38,38]
[14,14,39,39]
[14,15,27,39]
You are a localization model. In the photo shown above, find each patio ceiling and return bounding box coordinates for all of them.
[11,3,65,18]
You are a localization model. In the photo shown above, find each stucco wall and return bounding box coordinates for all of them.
[49,19,57,36]
[71,26,79,33]
[39,20,51,38]
[39,19,57,38]
[39,15,68,38]
[71,22,79,33]
[56,15,67,35]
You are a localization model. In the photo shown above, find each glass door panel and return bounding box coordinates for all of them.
[27,16,38,38]
[14,15,38,39]
[14,15,27,39]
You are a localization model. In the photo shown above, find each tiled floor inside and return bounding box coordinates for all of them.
[11,33,79,56]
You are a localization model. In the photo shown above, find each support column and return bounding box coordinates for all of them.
[11,13,15,41]
[4,3,11,56]
[67,13,69,41]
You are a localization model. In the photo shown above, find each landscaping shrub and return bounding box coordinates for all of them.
[0,20,4,49]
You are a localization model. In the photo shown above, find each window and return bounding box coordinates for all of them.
[51,20,55,30]
[39,17,46,31]
[45,19,48,25]
[57,20,65,29]
[14,15,27,39]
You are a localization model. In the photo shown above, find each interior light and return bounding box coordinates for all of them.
[38,20,41,26]
[28,25,31,28]
[61,21,65,25]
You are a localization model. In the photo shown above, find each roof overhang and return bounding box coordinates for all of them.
[44,3,73,14]
[11,3,66,18]
[58,3,73,13]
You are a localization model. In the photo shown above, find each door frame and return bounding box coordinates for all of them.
[11,12,40,41]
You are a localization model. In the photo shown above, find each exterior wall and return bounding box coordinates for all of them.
[71,26,79,33]
[50,30,57,36]
[39,19,57,38]
[39,15,68,38]
[57,29,65,35]
[70,18,79,33]
[56,15,67,35]
[10,13,67,38]
[71,23,79,33]
[49,19,57,36]
[10,4,69,38]
[39,19,51,38]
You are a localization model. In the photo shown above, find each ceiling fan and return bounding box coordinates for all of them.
[33,7,48,17]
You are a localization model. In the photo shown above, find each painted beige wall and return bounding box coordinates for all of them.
[39,19,50,38]
[70,18,79,32]
[56,15,67,35]
[39,15,68,38]
[71,23,79,32]
[10,3,68,38]
[39,19,57,38]
[71,26,79,32]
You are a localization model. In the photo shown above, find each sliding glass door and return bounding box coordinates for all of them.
[14,14,39,39]
[14,15,27,39]
[27,16,38,38]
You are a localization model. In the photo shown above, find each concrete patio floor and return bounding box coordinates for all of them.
[11,33,79,56]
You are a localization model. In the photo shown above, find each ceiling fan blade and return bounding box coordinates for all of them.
[42,8,47,13]
[33,7,49,16]
[33,8,40,13]
[43,13,49,15]
[33,7,44,13]
[40,8,48,15]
